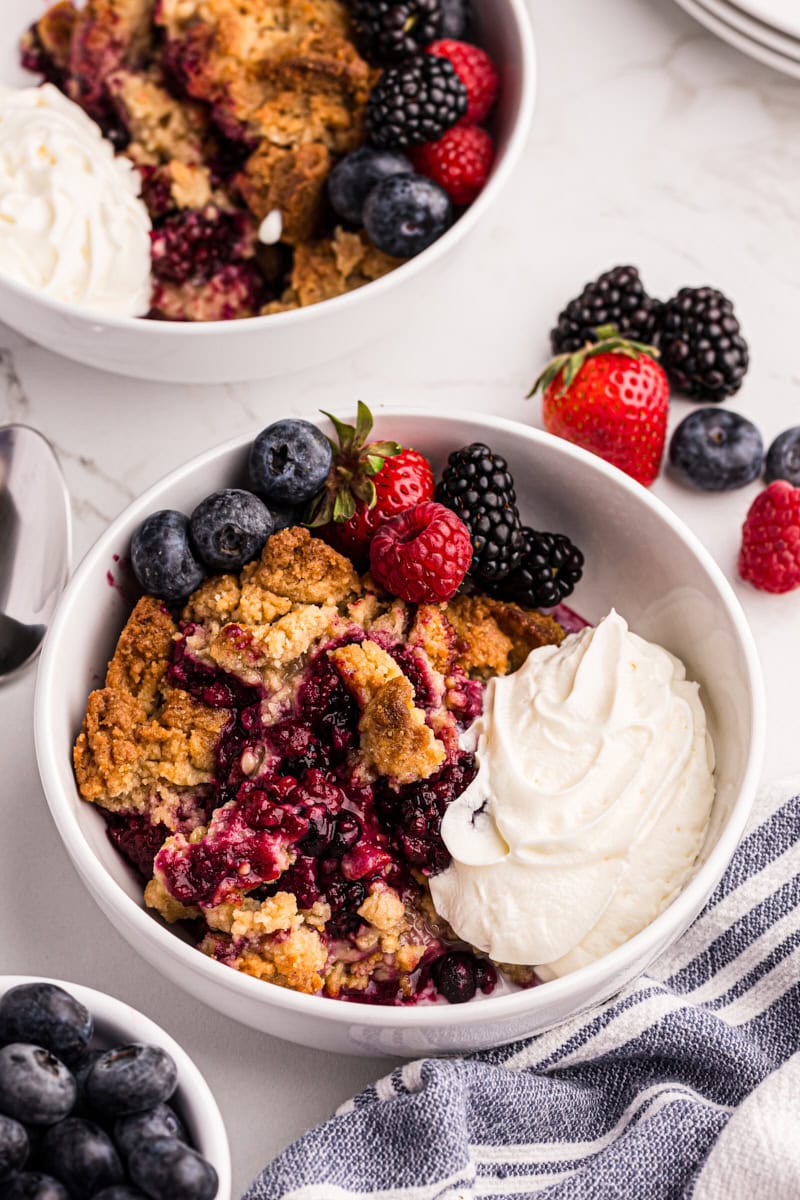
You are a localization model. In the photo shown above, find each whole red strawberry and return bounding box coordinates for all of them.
[310,402,435,562]
[370,501,473,603]
[426,39,499,124]
[412,124,494,205]
[739,480,800,593]
[530,327,670,487]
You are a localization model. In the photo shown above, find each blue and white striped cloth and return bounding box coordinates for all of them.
[244,777,800,1200]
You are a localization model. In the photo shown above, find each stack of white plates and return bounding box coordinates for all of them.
[673,0,800,77]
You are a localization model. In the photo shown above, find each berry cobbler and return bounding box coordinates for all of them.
[74,526,565,1003]
[71,412,717,1002]
[16,0,499,320]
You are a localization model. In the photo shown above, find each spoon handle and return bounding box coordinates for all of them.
[0,611,45,676]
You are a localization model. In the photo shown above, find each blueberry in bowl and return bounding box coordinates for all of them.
[0,978,230,1200]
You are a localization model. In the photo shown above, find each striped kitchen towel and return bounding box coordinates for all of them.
[244,777,800,1200]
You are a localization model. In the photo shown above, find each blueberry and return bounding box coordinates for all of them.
[440,0,471,37]
[71,1049,105,1118]
[128,1136,218,1200]
[0,1045,76,1127]
[92,1189,148,1200]
[431,952,477,1004]
[0,1172,70,1199]
[189,489,273,572]
[39,1118,123,1199]
[363,174,452,258]
[130,512,205,603]
[668,408,764,491]
[114,1103,187,1161]
[85,1046,177,1118]
[268,504,303,533]
[765,426,800,486]
[328,146,413,225]
[299,809,335,857]
[327,812,362,857]
[0,985,93,1068]
[248,419,332,506]
[92,1189,148,1199]
[0,1114,28,1180]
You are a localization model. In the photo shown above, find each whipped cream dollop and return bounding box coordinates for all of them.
[429,610,715,977]
[0,85,152,316]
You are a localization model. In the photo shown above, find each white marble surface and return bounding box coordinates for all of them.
[2,0,800,1194]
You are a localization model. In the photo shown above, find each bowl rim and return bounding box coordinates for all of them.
[0,974,232,1199]
[34,411,766,1030]
[0,0,536,334]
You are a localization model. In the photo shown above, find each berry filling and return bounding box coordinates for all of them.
[118,625,499,1004]
[150,208,256,287]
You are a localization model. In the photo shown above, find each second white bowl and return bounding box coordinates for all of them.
[0,0,535,382]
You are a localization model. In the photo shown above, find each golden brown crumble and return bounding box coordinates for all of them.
[235,141,331,245]
[106,69,209,164]
[408,604,456,675]
[360,675,446,786]
[207,604,338,682]
[251,526,360,605]
[328,640,403,706]
[105,596,176,715]
[21,1,77,73]
[234,581,294,627]
[156,1,370,151]
[74,687,151,806]
[232,925,328,993]
[73,684,229,811]
[265,228,402,312]
[181,574,242,627]
[446,594,565,679]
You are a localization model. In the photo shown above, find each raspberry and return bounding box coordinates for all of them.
[411,124,494,205]
[738,481,800,594]
[426,39,499,124]
[369,501,472,603]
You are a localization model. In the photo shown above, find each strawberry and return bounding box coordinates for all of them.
[738,480,800,593]
[412,124,494,205]
[529,326,670,487]
[310,402,435,561]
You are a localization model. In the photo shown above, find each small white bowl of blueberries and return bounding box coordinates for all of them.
[0,978,230,1200]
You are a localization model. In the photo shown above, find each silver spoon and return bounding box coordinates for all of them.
[0,425,71,682]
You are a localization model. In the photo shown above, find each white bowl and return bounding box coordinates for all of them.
[0,975,232,1198]
[0,1,535,384]
[34,411,765,1057]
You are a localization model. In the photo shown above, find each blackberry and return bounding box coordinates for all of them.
[431,952,477,1004]
[325,879,368,936]
[374,753,477,875]
[367,54,468,148]
[349,0,442,64]
[436,443,525,581]
[495,528,584,609]
[657,286,749,402]
[550,265,662,354]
